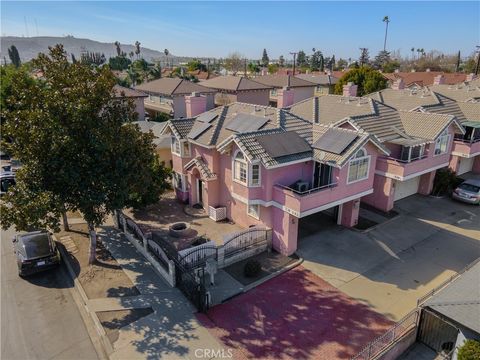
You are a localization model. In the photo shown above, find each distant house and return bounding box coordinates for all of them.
[200,75,273,106]
[135,78,216,118]
[295,74,338,95]
[383,71,468,88]
[132,121,172,167]
[253,74,317,107]
[113,85,147,121]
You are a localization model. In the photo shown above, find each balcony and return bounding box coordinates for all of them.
[452,136,480,158]
[376,153,449,180]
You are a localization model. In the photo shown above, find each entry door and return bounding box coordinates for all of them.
[197,179,204,206]
[394,177,420,201]
[313,162,332,188]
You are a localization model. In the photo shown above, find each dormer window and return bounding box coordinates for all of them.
[434,129,450,155]
[171,137,191,157]
[171,137,181,155]
[347,148,370,184]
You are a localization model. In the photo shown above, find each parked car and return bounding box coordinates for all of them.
[13,231,61,276]
[452,179,480,205]
[2,159,22,173]
[0,172,16,196]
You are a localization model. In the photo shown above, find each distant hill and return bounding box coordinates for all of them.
[0,36,176,63]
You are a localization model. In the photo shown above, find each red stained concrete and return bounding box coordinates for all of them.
[197,266,394,360]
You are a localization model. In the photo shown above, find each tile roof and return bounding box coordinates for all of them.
[253,74,317,88]
[425,261,480,333]
[295,74,338,85]
[399,111,457,141]
[383,72,467,87]
[200,76,272,91]
[114,85,147,98]
[135,78,216,96]
[184,157,217,180]
[428,83,480,102]
[133,121,171,148]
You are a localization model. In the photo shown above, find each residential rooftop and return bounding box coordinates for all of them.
[295,74,339,86]
[200,75,273,92]
[135,78,216,96]
[253,74,317,88]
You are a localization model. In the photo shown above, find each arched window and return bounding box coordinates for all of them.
[348,147,370,183]
[233,150,247,184]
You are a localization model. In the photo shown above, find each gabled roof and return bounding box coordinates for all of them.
[133,121,171,148]
[295,74,338,86]
[184,157,217,180]
[383,72,467,87]
[135,78,216,96]
[425,261,480,334]
[399,111,463,141]
[200,76,272,91]
[428,83,480,102]
[253,74,317,89]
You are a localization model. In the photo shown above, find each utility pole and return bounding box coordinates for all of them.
[383,16,390,51]
[290,52,297,75]
[244,58,247,77]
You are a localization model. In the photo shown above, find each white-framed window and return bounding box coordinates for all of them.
[171,137,181,155]
[270,89,277,97]
[434,129,450,155]
[172,172,186,191]
[347,148,370,184]
[250,163,261,187]
[247,204,260,220]
[233,151,247,184]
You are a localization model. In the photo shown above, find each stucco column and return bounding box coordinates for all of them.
[449,155,461,173]
[473,156,480,174]
[362,174,395,213]
[340,200,360,228]
[418,170,436,195]
[272,207,298,255]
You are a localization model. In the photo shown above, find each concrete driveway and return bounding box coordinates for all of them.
[296,194,480,321]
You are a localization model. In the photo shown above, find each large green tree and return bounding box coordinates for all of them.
[261,49,269,67]
[334,66,387,96]
[1,45,169,264]
[8,45,21,67]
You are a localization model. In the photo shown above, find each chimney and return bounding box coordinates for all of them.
[433,74,445,85]
[466,73,477,82]
[185,92,207,118]
[392,78,405,90]
[343,82,358,97]
[277,86,295,108]
[261,68,268,76]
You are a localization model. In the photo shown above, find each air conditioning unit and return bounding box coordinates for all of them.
[295,181,309,192]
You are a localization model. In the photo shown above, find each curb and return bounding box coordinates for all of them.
[55,236,114,358]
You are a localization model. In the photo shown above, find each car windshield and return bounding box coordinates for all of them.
[21,233,53,258]
[459,183,480,193]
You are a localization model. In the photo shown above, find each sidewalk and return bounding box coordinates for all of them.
[93,226,224,360]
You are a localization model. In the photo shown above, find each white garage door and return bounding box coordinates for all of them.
[394,177,420,201]
[457,157,474,175]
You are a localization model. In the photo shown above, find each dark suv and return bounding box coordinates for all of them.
[13,231,61,276]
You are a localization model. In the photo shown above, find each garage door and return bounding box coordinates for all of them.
[457,157,474,175]
[394,177,420,201]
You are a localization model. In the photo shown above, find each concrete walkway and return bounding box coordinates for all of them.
[93,226,224,360]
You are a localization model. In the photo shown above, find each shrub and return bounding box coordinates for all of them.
[458,339,480,360]
[191,236,208,247]
[432,168,461,196]
[244,259,262,278]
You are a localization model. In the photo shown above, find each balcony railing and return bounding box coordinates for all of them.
[275,182,338,196]
[453,135,480,144]
[381,153,428,164]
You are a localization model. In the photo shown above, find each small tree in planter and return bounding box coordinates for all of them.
[458,339,480,360]
[431,168,460,197]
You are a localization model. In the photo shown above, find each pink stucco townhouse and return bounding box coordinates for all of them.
[288,84,464,214]
[367,76,480,176]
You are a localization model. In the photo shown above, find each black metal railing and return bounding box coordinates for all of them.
[224,228,270,260]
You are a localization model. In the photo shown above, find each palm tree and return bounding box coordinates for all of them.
[164,49,169,68]
[382,16,390,51]
[134,41,141,59]
[129,51,134,60]
[411,47,415,60]
[114,41,121,57]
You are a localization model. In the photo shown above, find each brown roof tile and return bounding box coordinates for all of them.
[135,78,216,96]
